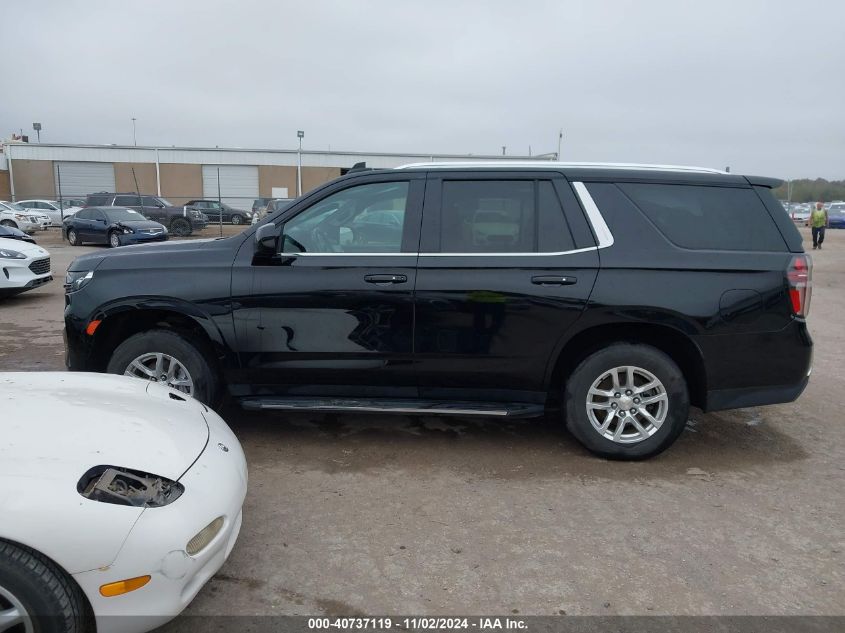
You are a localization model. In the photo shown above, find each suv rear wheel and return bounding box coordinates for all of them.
[564,343,689,460]
[106,329,220,406]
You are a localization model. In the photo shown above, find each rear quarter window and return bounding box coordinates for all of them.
[618,183,787,252]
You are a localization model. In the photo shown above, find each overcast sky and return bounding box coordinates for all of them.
[1,0,842,178]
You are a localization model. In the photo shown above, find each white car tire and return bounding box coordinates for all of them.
[0,540,93,633]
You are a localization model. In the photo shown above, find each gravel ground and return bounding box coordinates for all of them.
[1,225,843,620]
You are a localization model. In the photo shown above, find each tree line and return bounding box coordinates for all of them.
[772,178,845,202]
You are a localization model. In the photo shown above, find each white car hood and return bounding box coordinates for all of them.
[0,372,209,481]
[0,238,49,259]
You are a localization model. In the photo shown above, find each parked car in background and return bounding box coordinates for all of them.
[85,193,207,236]
[17,199,81,226]
[0,224,37,244]
[0,234,51,298]
[0,372,247,633]
[252,197,272,217]
[0,200,50,233]
[64,206,169,247]
[64,162,812,460]
[184,200,253,225]
[252,198,294,223]
[827,208,845,229]
[791,209,810,224]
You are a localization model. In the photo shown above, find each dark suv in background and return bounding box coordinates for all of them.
[85,193,208,236]
[64,162,812,459]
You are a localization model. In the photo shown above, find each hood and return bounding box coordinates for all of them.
[0,373,209,481]
[0,238,49,259]
[67,231,244,272]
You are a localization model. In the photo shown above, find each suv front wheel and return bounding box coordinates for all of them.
[564,343,689,460]
[107,329,220,406]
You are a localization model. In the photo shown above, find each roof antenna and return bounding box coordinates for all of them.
[348,161,368,173]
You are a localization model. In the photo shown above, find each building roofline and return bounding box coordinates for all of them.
[0,141,547,161]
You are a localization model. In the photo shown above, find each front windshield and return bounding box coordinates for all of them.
[103,207,146,222]
[2,202,26,212]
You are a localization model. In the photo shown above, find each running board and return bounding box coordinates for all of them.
[239,397,545,418]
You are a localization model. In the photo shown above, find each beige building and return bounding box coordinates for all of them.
[0,143,551,209]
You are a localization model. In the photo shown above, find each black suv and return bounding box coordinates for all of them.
[65,163,812,459]
[85,193,208,236]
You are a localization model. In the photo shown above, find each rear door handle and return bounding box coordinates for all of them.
[531,275,577,285]
[364,273,408,284]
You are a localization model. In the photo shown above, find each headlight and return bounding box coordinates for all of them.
[78,465,184,508]
[64,270,94,292]
[0,248,26,259]
[186,517,224,555]
[121,227,134,234]
[14,214,27,221]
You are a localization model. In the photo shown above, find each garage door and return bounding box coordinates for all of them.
[53,162,116,198]
[202,165,258,211]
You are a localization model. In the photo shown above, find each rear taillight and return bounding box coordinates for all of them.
[786,254,812,317]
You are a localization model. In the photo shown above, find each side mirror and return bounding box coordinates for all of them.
[254,223,279,257]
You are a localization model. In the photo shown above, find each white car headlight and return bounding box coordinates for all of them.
[78,465,184,508]
[0,247,26,259]
[186,516,225,555]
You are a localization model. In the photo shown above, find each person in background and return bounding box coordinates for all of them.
[810,201,829,250]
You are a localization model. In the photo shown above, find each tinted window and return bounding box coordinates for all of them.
[74,208,92,220]
[282,181,409,253]
[87,194,110,206]
[618,183,787,252]
[114,195,140,206]
[439,180,574,253]
[141,196,162,207]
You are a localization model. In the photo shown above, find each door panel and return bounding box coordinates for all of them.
[413,172,599,400]
[232,175,424,397]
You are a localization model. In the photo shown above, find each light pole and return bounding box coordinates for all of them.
[131,118,137,146]
[557,129,563,160]
[32,122,41,143]
[297,130,304,197]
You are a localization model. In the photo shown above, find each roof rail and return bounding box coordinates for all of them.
[394,161,728,175]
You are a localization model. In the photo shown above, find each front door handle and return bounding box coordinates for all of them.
[531,275,577,285]
[364,273,408,284]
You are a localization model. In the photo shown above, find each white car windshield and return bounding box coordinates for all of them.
[1,202,27,212]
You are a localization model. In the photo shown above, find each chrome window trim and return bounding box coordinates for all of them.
[282,181,615,257]
[572,181,614,249]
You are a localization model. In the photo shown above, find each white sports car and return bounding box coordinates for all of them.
[0,373,248,633]
[0,238,52,298]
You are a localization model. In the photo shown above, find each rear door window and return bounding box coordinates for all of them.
[618,183,787,251]
[114,195,140,206]
[437,179,575,253]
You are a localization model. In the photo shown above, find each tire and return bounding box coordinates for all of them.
[0,220,16,228]
[108,231,121,248]
[0,540,92,633]
[106,329,220,406]
[170,217,192,237]
[66,228,80,246]
[230,214,243,225]
[563,343,689,460]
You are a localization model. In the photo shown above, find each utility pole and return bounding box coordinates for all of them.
[132,118,137,146]
[297,130,304,197]
[502,146,506,156]
[557,129,563,160]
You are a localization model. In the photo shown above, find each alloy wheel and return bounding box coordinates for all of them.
[124,352,194,395]
[0,584,33,633]
[585,365,668,444]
